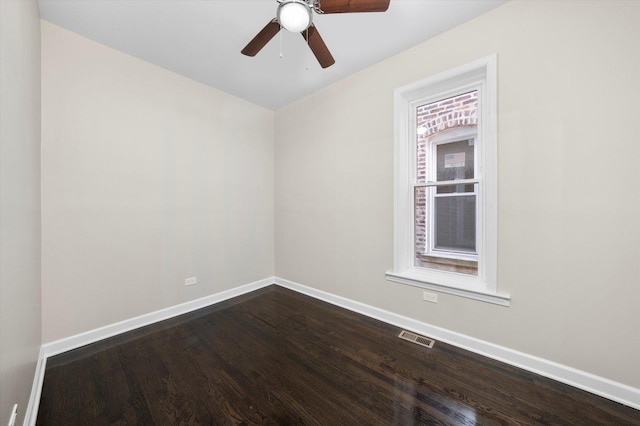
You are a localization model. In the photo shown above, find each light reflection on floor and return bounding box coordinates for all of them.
[393,373,477,425]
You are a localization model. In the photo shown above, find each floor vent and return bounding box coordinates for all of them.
[398,330,435,349]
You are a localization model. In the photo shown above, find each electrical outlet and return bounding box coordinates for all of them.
[184,277,197,286]
[423,292,438,303]
[8,404,17,426]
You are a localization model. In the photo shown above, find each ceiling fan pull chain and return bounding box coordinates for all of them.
[279,29,284,58]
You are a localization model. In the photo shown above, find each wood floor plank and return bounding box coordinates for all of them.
[37,285,640,425]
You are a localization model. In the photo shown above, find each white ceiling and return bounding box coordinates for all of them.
[38,0,508,110]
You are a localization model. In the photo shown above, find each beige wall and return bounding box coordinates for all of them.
[0,1,42,424]
[41,21,275,343]
[275,0,640,388]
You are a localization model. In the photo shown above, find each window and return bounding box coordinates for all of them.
[386,55,510,306]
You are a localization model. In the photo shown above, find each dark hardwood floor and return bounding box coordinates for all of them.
[37,285,640,425]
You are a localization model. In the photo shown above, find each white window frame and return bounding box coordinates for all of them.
[386,55,510,306]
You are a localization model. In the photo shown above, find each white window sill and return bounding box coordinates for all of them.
[385,270,510,307]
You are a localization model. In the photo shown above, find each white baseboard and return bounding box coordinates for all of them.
[25,274,639,424]
[274,277,640,411]
[41,277,275,358]
[24,277,275,425]
[23,347,46,426]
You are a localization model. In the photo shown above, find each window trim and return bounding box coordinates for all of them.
[386,54,510,306]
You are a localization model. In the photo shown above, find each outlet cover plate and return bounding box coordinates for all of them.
[423,291,438,303]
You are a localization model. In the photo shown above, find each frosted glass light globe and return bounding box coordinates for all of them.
[277,1,312,33]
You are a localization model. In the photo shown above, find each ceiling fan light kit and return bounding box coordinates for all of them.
[277,1,313,33]
[242,0,390,68]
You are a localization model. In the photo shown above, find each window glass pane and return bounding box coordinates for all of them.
[415,184,478,275]
[434,195,476,253]
[437,139,475,182]
[416,90,477,185]
[413,90,480,276]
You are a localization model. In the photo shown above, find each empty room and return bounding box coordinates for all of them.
[1,0,639,424]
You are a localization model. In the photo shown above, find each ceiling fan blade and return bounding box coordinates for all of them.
[316,0,390,14]
[241,19,281,57]
[303,25,335,68]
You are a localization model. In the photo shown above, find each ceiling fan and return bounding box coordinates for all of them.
[241,0,391,68]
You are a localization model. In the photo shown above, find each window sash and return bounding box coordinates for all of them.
[422,132,479,262]
[421,184,479,261]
